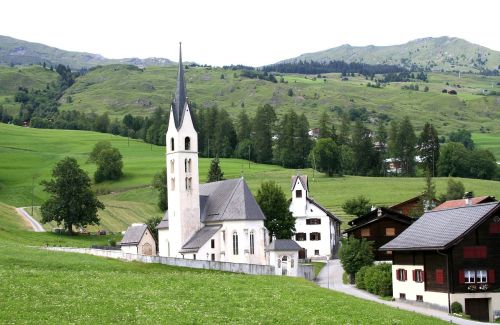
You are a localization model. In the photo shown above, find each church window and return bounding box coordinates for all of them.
[249,231,255,255]
[291,259,294,268]
[170,138,175,151]
[193,254,196,260]
[211,254,215,261]
[233,232,239,255]
[184,159,188,172]
[185,137,191,150]
[211,239,215,249]
[185,177,188,190]
[188,159,192,173]
[188,177,192,190]
[296,190,302,198]
[170,178,175,191]
[170,160,174,173]
[282,256,288,261]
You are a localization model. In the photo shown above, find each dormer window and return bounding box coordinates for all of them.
[185,137,191,150]
[296,190,302,198]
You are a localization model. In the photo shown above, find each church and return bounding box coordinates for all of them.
[157,45,269,265]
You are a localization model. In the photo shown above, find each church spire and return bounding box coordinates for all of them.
[173,42,187,129]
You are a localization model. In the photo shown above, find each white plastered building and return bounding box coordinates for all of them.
[289,174,342,259]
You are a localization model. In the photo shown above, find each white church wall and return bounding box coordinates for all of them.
[137,228,157,256]
[121,245,138,255]
[215,220,268,265]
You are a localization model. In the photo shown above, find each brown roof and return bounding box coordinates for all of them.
[433,196,496,211]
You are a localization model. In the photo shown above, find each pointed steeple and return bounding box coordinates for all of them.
[172,42,187,129]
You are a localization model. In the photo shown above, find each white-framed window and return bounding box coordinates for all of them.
[233,232,239,255]
[414,269,424,282]
[464,269,475,283]
[310,232,321,241]
[476,269,488,283]
[295,233,306,241]
[249,231,255,255]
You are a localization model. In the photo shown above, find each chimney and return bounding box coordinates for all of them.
[377,208,382,217]
[464,192,473,206]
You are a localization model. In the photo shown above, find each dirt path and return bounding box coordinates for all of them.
[15,207,45,232]
[316,259,484,325]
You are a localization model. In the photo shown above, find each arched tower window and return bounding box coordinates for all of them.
[170,138,175,151]
[170,178,175,191]
[185,137,191,150]
[184,159,188,173]
[233,232,239,255]
[170,160,174,173]
[188,159,192,173]
[249,231,255,255]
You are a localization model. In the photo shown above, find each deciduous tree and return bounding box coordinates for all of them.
[41,157,104,234]
[256,181,295,240]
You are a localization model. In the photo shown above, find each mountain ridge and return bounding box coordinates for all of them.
[279,36,500,73]
[0,35,175,69]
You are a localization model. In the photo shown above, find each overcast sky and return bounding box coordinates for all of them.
[1,0,499,66]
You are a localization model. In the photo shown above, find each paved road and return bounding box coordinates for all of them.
[15,207,45,232]
[317,259,484,325]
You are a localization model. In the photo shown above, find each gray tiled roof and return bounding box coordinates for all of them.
[121,224,147,245]
[156,211,169,229]
[200,178,266,222]
[291,174,308,191]
[180,225,221,253]
[307,197,342,223]
[156,178,265,230]
[381,202,500,251]
[266,239,302,251]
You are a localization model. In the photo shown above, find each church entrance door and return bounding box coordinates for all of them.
[281,256,288,275]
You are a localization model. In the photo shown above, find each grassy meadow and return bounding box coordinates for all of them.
[1,64,499,138]
[0,206,444,324]
[1,124,499,232]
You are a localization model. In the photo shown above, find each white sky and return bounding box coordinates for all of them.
[1,0,499,67]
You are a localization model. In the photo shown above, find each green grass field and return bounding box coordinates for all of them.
[0,205,444,324]
[473,133,500,160]
[1,124,499,232]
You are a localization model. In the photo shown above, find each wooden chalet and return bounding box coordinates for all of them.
[381,201,500,322]
[343,207,414,261]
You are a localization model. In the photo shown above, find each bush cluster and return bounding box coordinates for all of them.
[355,263,392,296]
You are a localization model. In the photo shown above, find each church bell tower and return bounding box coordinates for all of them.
[165,43,201,257]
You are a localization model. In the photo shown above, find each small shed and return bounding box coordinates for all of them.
[121,223,157,256]
[266,239,301,277]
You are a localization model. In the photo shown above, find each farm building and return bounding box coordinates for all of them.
[343,207,414,261]
[381,201,500,322]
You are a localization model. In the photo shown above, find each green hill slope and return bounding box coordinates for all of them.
[283,36,500,73]
[57,64,500,135]
[1,124,498,229]
[0,35,174,69]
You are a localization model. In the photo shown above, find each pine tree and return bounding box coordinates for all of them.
[375,120,388,154]
[337,113,351,146]
[418,122,440,177]
[207,157,224,183]
[396,117,417,176]
[236,110,252,142]
[318,110,332,138]
[253,104,276,163]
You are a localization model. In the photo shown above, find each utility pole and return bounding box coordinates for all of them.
[248,146,251,169]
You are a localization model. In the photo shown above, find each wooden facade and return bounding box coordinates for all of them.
[392,211,500,294]
[344,208,413,261]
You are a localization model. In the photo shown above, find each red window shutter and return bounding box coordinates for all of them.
[464,247,474,258]
[490,223,500,234]
[459,269,465,284]
[412,270,416,281]
[476,246,487,258]
[403,269,408,281]
[488,269,496,284]
[436,269,444,285]
[396,269,400,281]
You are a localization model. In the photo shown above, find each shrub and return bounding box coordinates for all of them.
[342,272,349,284]
[355,265,370,290]
[451,301,463,314]
[358,263,392,296]
[108,239,116,247]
